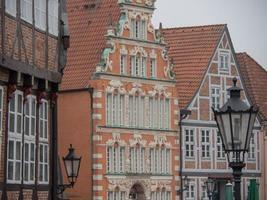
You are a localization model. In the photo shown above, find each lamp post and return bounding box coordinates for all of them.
[58,144,82,195]
[205,178,216,200]
[212,78,258,200]
[177,176,189,195]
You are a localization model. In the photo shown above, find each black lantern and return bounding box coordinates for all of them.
[213,78,258,200]
[58,144,82,194]
[205,178,216,200]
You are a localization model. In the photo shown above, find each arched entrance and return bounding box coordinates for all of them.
[129,183,146,200]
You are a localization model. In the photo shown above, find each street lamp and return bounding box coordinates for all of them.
[205,178,216,200]
[212,78,258,200]
[58,144,82,194]
[177,176,189,195]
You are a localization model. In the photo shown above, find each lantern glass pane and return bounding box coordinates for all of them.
[245,112,257,150]
[72,159,80,177]
[220,113,232,150]
[240,112,250,150]
[231,113,243,150]
[64,159,73,177]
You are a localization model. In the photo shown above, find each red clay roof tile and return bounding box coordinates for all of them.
[60,0,121,90]
[236,53,267,121]
[162,24,226,108]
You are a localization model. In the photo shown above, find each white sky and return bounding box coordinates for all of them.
[152,0,267,70]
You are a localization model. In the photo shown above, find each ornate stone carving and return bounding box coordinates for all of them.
[129,82,146,96]
[130,46,148,57]
[149,134,171,148]
[129,134,147,147]
[148,84,171,98]
[106,80,127,94]
[106,132,127,146]
[164,59,175,80]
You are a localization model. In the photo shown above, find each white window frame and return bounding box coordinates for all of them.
[24,95,36,184]
[106,93,125,127]
[248,133,256,161]
[48,0,58,35]
[35,0,46,31]
[130,19,147,40]
[120,54,127,75]
[150,58,157,78]
[216,131,225,160]
[7,90,23,183]
[151,190,171,200]
[150,148,171,174]
[211,87,220,110]
[201,129,211,159]
[185,128,195,159]
[107,191,126,200]
[5,0,17,17]
[21,0,33,23]
[130,146,145,173]
[219,51,230,72]
[39,99,49,184]
[107,146,125,174]
[186,181,196,200]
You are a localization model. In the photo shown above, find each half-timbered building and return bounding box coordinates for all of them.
[163,25,264,200]
[0,0,69,199]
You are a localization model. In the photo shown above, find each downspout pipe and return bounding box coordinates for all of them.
[179,109,191,200]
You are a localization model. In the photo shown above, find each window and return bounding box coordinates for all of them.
[219,52,230,71]
[201,184,209,200]
[130,147,145,173]
[7,91,23,183]
[150,148,171,174]
[201,130,210,159]
[150,58,157,78]
[39,143,49,183]
[0,86,3,132]
[186,182,195,200]
[5,0,16,16]
[211,87,220,109]
[39,100,49,184]
[21,0,33,23]
[48,0,58,35]
[130,19,146,40]
[129,95,145,128]
[35,0,46,30]
[107,146,125,174]
[217,132,225,159]
[248,133,256,160]
[24,95,36,184]
[106,93,125,127]
[120,54,127,75]
[151,190,171,200]
[130,55,147,77]
[148,98,170,129]
[185,129,194,158]
[108,191,126,200]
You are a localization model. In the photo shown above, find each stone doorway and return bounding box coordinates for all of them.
[129,183,146,200]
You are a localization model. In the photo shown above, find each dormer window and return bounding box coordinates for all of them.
[130,19,146,40]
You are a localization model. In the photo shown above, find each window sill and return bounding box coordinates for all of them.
[102,125,175,132]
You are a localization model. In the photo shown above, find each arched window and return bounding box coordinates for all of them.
[130,16,147,40]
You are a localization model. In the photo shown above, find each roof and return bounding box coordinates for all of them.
[236,53,267,121]
[162,24,226,108]
[60,0,121,90]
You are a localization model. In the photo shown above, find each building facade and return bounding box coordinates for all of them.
[0,0,68,199]
[59,0,181,199]
[163,26,264,199]
[236,53,267,200]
